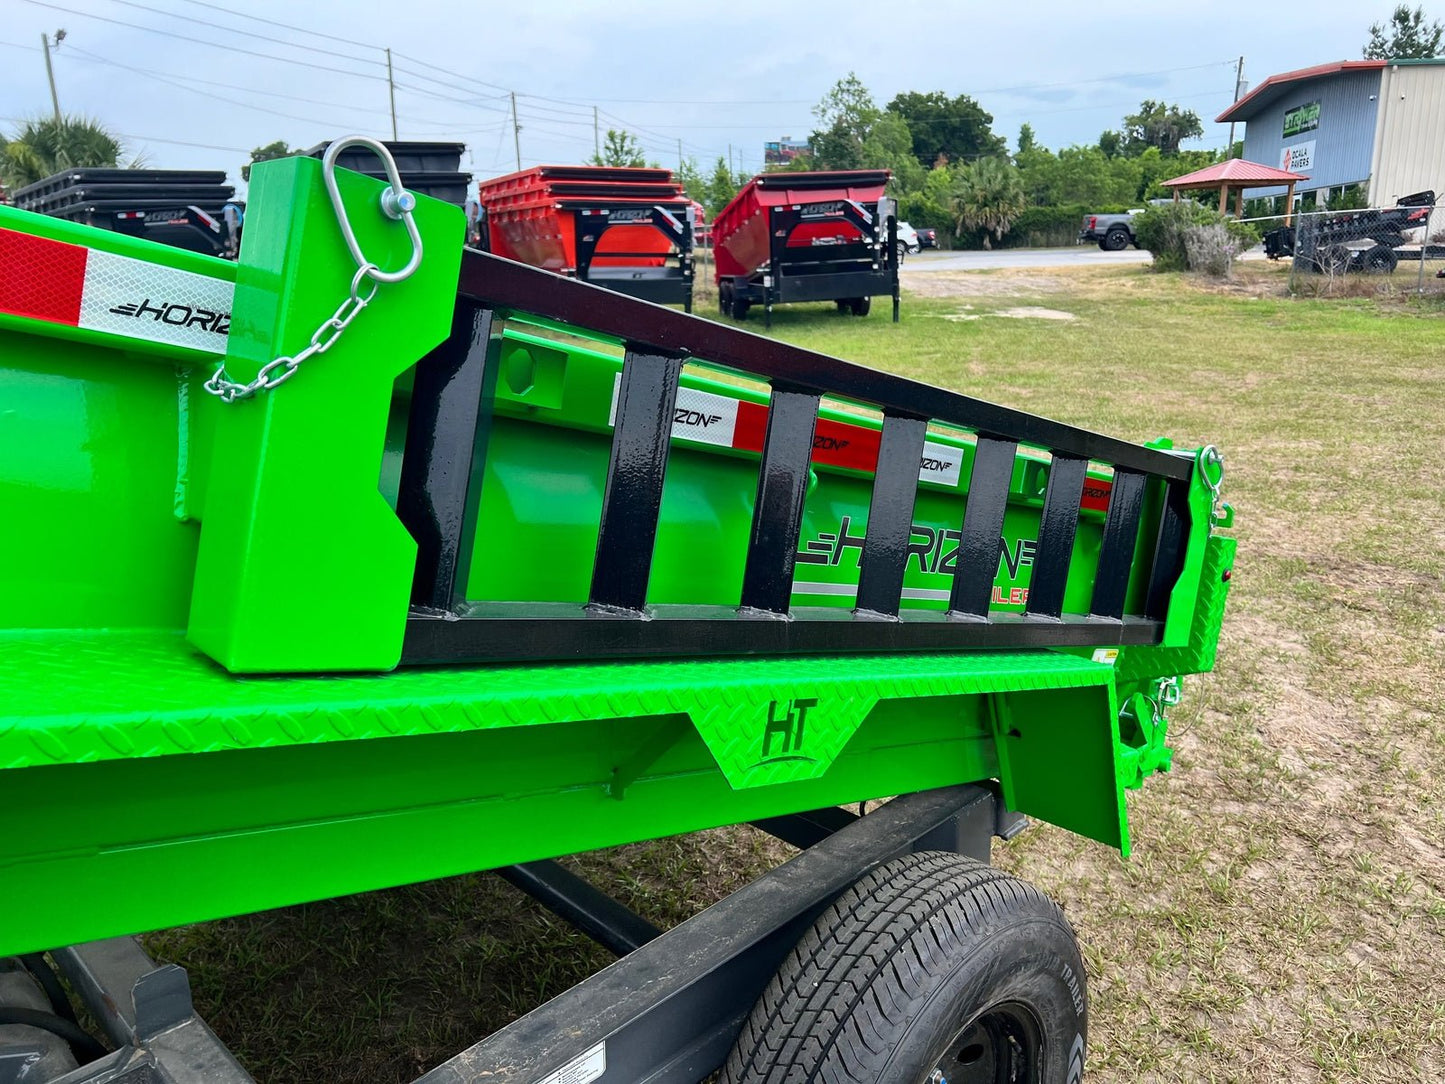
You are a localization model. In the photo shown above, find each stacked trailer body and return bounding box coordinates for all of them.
[11,167,238,257]
[476,165,696,311]
[0,153,1234,1083]
[712,169,900,327]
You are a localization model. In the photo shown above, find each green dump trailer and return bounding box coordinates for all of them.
[0,139,1235,1084]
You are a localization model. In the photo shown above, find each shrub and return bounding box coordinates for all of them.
[1135,202,1258,273]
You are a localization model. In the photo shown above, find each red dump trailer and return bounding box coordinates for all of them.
[476,165,696,311]
[713,169,900,327]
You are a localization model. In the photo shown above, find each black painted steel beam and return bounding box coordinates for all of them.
[455,250,1191,481]
[1025,455,1088,620]
[395,301,498,612]
[1145,478,1192,620]
[855,413,928,618]
[948,437,1018,619]
[497,861,662,958]
[1090,469,1148,620]
[739,387,821,614]
[588,350,684,613]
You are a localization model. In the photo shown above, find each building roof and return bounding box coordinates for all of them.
[1216,59,1386,122]
[1160,159,1310,189]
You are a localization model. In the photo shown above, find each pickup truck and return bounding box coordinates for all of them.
[1079,199,1175,250]
[1079,210,1142,250]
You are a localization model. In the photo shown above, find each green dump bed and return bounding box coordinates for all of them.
[0,155,1235,958]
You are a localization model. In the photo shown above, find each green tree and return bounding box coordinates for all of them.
[0,116,125,189]
[885,90,1005,168]
[1016,123,1038,156]
[591,129,647,168]
[1364,4,1444,57]
[241,140,301,182]
[1122,100,1204,156]
[1097,129,1124,158]
[951,157,1027,248]
[808,73,880,169]
[703,156,748,217]
[676,156,707,206]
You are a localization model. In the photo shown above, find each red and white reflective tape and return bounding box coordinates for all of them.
[611,375,1115,506]
[0,226,233,355]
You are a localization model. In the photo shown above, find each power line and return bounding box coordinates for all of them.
[61,43,387,128]
[17,0,389,82]
[165,0,379,51]
[104,0,383,67]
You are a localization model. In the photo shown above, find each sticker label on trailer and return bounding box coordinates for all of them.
[610,375,741,448]
[0,226,233,355]
[609,376,963,486]
[536,1042,606,1084]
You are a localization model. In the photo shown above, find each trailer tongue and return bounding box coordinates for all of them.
[0,141,1235,1084]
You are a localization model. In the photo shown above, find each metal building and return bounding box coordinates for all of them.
[1217,58,1445,205]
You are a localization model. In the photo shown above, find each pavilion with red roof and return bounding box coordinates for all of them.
[1160,159,1311,224]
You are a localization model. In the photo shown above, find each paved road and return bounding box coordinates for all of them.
[902,247,1150,271]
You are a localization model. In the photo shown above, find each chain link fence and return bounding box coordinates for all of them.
[1254,193,1445,295]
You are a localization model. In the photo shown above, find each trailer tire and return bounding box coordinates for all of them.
[1363,245,1398,274]
[850,296,871,317]
[721,851,1087,1084]
[733,299,750,321]
[720,280,734,316]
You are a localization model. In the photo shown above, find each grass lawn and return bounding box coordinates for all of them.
[147,261,1445,1083]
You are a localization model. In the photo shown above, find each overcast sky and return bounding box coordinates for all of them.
[1,0,1406,192]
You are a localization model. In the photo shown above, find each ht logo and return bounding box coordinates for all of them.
[761,698,817,762]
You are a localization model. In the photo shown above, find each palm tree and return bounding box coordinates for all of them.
[0,116,127,190]
[951,157,1027,249]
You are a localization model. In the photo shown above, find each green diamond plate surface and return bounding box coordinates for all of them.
[1118,533,1236,683]
[0,630,1115,772]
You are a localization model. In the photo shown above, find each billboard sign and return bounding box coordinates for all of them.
[1283,100,1320,139]
[1280,140,1316,173]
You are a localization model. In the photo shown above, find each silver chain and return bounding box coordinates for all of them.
[204,265,380,402]
[204,136,422,404]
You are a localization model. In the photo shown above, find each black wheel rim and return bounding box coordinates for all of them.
[924,1002,1043,1084]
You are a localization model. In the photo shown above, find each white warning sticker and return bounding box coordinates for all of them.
[920,439,963,487]
[536,1042,606,1084]
[610,373,740,448]
[77,248,234,354]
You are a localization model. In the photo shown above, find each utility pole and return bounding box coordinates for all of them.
[385,48,398,141]
[677,138,683,174]
[593,106,600,161]
[41,29,66,125]
[510,91,522,170]
[728,143,733,177]
[1227,56,1245,157]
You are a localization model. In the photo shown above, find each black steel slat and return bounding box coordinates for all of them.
[855,414,929,617]
[1090,469,1148,620]
[948,437,1018,619]
[455,250,1192,481]
[1145,478,1192,620]
[587,350,684,613]
[739,388,821,614]
[394,301,498,612]
[1025,455,1088,620]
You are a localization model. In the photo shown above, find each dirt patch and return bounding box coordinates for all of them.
[931,305,1078,322]
[900,268,1074,298]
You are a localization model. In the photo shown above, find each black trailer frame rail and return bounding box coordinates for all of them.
[397,249,1197,666]
[28,786,1007,1084]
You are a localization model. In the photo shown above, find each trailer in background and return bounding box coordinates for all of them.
[476,165,696,311]
[10,168,238,257]
[712,169,900,327]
